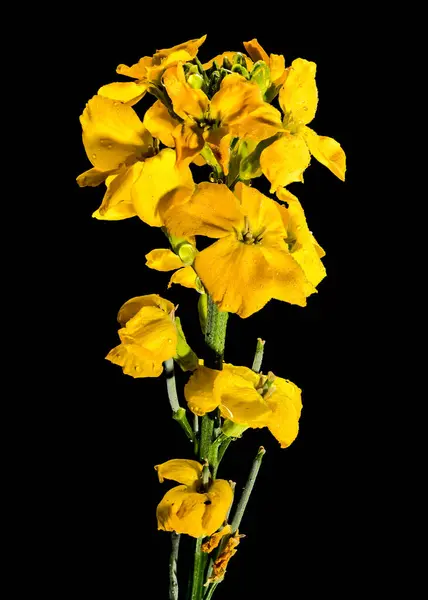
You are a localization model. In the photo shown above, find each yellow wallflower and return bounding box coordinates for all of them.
[144,65,283,173]
[98,35,207,106]
[106,294,177,378]
[77,95,194,224]
[185,364,302,448]
[155,459,233,538]
[260,58,346,192]
[162,181,324,317]
[243,38,287,88]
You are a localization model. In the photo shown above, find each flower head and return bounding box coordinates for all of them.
[185,364,302,448]
[155,459,233,538]
[260,58,346,192]
[97,35,207,106]
[106,294,177,378]
[162,181,324,317]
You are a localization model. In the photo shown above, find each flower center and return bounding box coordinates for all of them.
[240,216,264,244]
[255,371,276,398]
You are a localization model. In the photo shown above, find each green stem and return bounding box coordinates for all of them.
[252,338,265,373]
[204,296,228,370]
[199,414,214,462]
[191,538,208,600]
[169,533,180,600]
[164,359,194,442]
[231,446,266,533]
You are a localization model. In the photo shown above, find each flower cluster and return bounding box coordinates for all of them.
[77,35,345,596]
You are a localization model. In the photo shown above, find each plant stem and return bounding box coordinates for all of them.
[252,338,265,373]
[204,296,228,370]
[199,414,214,462]
[164,358,194,442]
[191,538,208,600]
[169,533,180,600]
[213,437,232,477]
[231,446,266,533]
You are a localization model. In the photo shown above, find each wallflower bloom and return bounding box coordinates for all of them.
[98,35,207,106]
[144,65,283,172]
[155,459,233,538]
[106,294,177,378]
[185,364,302,448]
[260,58,346,192]
[162,181,324,317]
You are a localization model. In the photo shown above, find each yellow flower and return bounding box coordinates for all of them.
[98,35,207,106]
[145,247,201,292]
[145,65,283,172]
[106,294,177,378]
[185,364,303,448]
[243,38,287,88]
[155,459,233,538]
[260,58,346,192]
[162,181,324,317]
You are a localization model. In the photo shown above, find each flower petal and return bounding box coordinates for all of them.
[202,480,234,535]
[93,162,143,221]
[227,103,283,142]
[106,343,164,378]
[163,182,242,239]
[155,35,207,61]
[214,367,271,424]
[202,524,232,553]
[145,248,184,271]
[234,182,286,238]
[279,58,318,125]
[269,54,287,86]
[79,95,153,171]
[97,81,148,105]
[301,126,346,181]
[157,485,207,538]
[203,51,253,70]
[260,133,311,193]
[143,100,180,147]
[118,305,177,361]
[131,148,194,227]
[168,266,199,291]
[210,74,263,126]
[163,63,209,120]
[173,122,205,166]
[184,366,221,416]
[154,459,202,486]
[242,39,270,64]
[76,167,116,187]
[117,294,174,325]
[117,56,152,79]
[265,377,302,448]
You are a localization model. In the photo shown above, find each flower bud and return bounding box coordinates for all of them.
[233,52,248,69]
[222,56,233,70]
[231,64,249,78]
[187,73,204,89]
[250,60,271,95]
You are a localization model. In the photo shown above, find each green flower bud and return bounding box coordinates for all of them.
[231,64,249,78]
[177,242,197,265]
[250,60,271,95]
[209,71,221,96]
[222,56,233,70]
[233,52,247,69]
[187,73,204,89]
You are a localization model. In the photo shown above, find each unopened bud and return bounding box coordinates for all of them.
[250,60,271,95]
[232,64,249,78]
[222,56,233,70]
[234,52,248,69]
[188,73,204,89]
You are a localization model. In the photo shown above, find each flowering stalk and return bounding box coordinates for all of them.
[169,533,180,600]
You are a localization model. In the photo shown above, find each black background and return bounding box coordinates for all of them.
[45,9,377,599]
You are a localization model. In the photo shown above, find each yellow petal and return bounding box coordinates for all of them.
[79,95,153,171]
[168,266,199,291]
[117,56,152,79]
[242,39,270,64]
[279,58,318,125]
[106,343,164,378]
[97,81,148,105]
[117,294,175,325]
[76,167,117,187]
[145,248,184,271]
[207,530,241,583]
[154,459,202,486]
[202,480,234,535]
[154,35,207,61]
[143,100,180,147]
[266,377,302,448]
[269,54,287,86]
[173,122,205,166]
[163,63,209,120]
[301,126,346,181]
[118,305,177,356]
[214,367,271,425]
[210,74,263,126]
[131,148,194,227]
[227,103,283,141]
[276,188,326,288]
[93,162,143,221]
[157,485,207,538]
[163,182,242,239]
[204,128,233,175]
[184,366,221,416]
[203,51,254,70]
[202,524,232,553]
[260,133,311,193]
